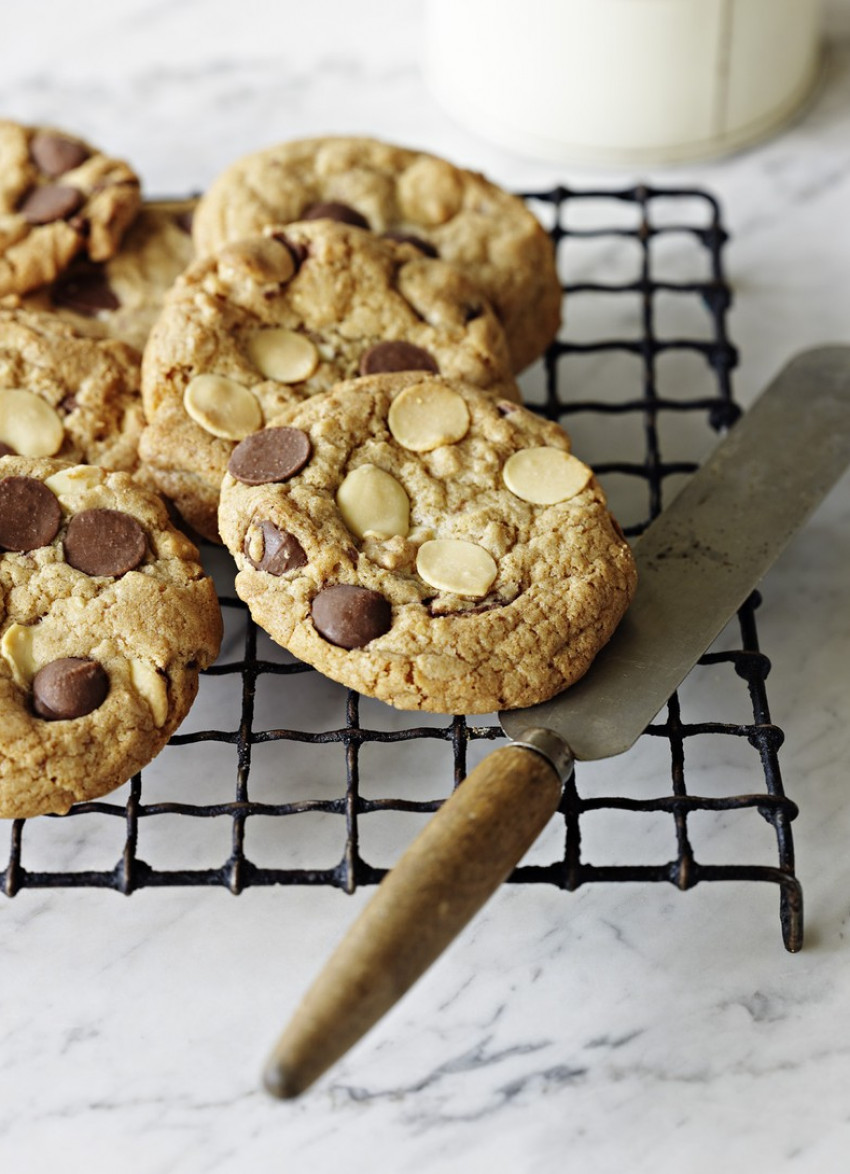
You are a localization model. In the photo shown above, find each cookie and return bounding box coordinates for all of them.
[0,308,143,473]
[191,136,561,373]
[218,373,636,714]
[11,199,196,353]
[0,120,141,298]
[139,219,520,542]
[0,455,222,818]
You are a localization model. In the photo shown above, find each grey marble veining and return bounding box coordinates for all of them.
[2,3,850,1172]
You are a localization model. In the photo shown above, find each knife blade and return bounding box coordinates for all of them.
[263,346,850,1099]
[502,344,850,758]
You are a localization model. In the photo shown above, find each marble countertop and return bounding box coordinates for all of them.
[2,3,850,1172]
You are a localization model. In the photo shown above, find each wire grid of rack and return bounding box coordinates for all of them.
[0,184,803,952]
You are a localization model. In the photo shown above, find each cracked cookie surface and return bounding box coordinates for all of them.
[139,219,519,541]
[0,119,141,298]
[218,373,636,714]
[191,136,561,373]
[0,455,222,818]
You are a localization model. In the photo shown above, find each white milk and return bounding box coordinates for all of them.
[424,0,822,165]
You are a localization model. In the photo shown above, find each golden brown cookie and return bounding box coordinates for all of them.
[139,219,520,542]
[0,120,141,298]
[218,373,636,714]
[0,308,144,472]
[0,455,222,818]
[12,199,196,353]
[191,136,561,373]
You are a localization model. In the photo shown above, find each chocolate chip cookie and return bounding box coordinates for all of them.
[0,120,141,298]
[0,308,143,472]
[14,198,196,353]
[0,455,222,818]
[191,136,561,373]
[139,219,520,542]
[218,373,636,714]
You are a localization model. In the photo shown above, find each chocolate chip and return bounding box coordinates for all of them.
[302,201,370,230]
[19,184,85,226]
[29,132,90,178]
[227,427,312,485]
[359,340,439,377]
[463,304,483,323]
[381,231,438,258]
[311,584,392,649]
[0,477,62,552]
[32,657,109,720]
[175,208,194,234]
[52,266,119,316]
[0,442,14,457]
[63,509,147,577]
[244,520,307,575]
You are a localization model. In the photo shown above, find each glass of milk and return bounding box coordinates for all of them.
[424,0,822,165]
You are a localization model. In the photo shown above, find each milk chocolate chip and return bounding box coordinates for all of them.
[302,201,370,230]
[0,476,62,551]
[359,340,439,377]
[381,231,439,258]
[19,184,86,225]
[0,442,14,457]
[30,132,90,178]
[64,509,147,577]
[244,521,307,575]
[32,657,109,720]
[227,427,312,485]
[311,584,392,648]
[52,267,120,315]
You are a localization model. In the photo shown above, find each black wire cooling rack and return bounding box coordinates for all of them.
[0,184,803,952]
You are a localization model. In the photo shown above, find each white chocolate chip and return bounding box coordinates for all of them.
[45,464,105,506]
[1,623,38,688]
[503,448,592,505]
[388,383,470,452]
[337,464,410,540]
[416,539,498,598]
[246,329,319,384]
[183,374,262,440]
[0,388,64,457]
[129,659,168,727]
[217,237,295,286]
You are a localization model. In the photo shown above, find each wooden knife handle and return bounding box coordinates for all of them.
[263,743,564,1098]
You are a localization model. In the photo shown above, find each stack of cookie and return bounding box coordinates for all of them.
[0,122,636,815]
[0,120,220,817]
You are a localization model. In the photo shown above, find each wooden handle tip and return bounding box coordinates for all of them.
[263,1054,308,1100]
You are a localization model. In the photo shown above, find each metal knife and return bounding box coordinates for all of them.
[263,346,850,1098]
